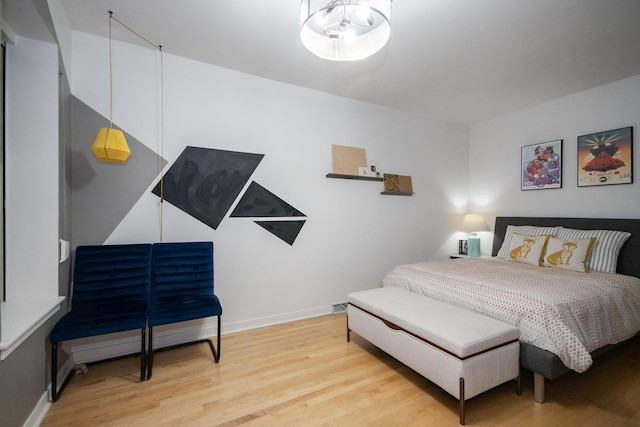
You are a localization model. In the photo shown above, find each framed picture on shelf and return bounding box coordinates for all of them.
[577,126,633,187]
[521,140,562,190]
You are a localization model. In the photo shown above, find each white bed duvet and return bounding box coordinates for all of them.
[380,257,640,372]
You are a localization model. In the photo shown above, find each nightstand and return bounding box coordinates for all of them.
[450,254,492,259]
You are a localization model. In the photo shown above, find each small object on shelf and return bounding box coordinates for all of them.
[383,173,413,195]
[326,173,383,182]
[332,144,367,176]
[358,165,382,178]
[459,239,468,255]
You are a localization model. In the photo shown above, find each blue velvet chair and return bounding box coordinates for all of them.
[49,244,152,401]
[147,241,222,379]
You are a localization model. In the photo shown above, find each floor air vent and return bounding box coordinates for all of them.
[332,302,348,314]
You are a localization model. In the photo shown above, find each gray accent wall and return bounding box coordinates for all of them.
[0,320,55,427]
[71,96,166,248]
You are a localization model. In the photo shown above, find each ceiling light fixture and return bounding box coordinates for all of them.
[300,0,392,61]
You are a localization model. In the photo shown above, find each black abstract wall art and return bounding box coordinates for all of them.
[255,221,306,246]
[152,146,307,244]
[231,182,305,218]
[151,146,264,229]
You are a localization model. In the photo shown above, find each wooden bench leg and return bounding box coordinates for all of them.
[459,377,465,425]
[534,372,545,403]
[346,312,351,342]
[517,367,522,396]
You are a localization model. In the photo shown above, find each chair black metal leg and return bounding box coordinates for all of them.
[146,327,154,380]
[51,341,74,402]
[203,315,221,362]
[51,342,58,402]
[145,316,221,379]
[141,327,147,381]
[216,315,221,362]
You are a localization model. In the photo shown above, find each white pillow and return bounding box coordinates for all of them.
[555,228,631,273]
[497,225,561,259]
[504,233,551,266]
[543,236,596,272]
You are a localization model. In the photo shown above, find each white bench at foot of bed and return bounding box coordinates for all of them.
[347,287,521,425]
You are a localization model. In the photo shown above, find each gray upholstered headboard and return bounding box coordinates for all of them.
[492,217,640,279]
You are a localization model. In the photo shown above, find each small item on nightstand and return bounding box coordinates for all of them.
[467,233,481,257]
[458,240,468,255]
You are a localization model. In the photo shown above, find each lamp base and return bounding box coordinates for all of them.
[467,234,481,257]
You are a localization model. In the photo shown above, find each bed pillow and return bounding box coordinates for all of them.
[504,233,551,266]
[542,236,596,272]
[497,225,561,259]
[555,228,631,273]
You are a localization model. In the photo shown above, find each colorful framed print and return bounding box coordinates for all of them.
[578,126,633,187]
[521,140,562,190]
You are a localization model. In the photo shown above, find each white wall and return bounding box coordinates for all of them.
[469,74,640,253]
[71,31,469,337]
[5,36,59,299]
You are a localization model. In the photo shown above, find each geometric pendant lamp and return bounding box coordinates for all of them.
[91,127,130,162]
[91,11,131,162]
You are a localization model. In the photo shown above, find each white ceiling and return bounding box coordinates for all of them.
[7,0,640,125]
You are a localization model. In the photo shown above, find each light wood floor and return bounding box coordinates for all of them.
[42,313,640,426]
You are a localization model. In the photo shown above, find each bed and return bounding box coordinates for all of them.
[380,216,640,403]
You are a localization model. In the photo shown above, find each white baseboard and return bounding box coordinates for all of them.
[22,390,50,427]
[66,306,330,364]
[222,306,329,335]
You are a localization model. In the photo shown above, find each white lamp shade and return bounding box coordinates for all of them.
[300,0,392,61]
[460,214,489,233]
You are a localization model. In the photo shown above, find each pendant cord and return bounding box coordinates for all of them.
[159,45,165,242]
[108,12,113,129]
[111,14,161,50]
[108,11,164,241]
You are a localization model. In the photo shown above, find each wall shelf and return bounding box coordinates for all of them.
[381,191,414,196]
[326,173,383,182]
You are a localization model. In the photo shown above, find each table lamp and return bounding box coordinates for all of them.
[461,214,489,257]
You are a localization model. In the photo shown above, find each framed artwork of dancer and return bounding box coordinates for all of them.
[521,140,562,190]
[577,127,633,187]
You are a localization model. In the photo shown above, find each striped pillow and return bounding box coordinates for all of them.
[555,228,631,273]
[497,225,562,259]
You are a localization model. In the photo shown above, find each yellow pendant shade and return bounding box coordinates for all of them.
[91,127,131,162]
